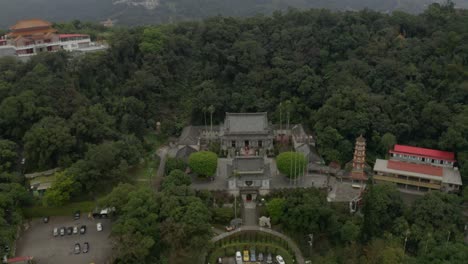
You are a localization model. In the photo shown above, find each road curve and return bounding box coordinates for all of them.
[211,226,305,264]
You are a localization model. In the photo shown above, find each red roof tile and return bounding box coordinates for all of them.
[10,19,52,30]
[387,160,443,177]
[392,144,455,160]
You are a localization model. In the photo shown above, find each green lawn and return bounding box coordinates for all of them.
[23,201,96,218]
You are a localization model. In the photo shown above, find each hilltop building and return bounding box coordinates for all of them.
[373,145,462,193]
[0,19,107,60]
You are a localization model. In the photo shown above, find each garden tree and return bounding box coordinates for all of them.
[0,139,17,172]
[462,187,468,203]
[361,183,404,243]
[109,188,161,263]
[165,157,186,175]
[98,183,137,213]
[266,198,285,224]
[0,90,53,140]
[69,104,117,146]
[42,171,80,207]
[276,152,307,178]
[140,27,165,54]
[114,135,144,166]
[70,141,131,192]
[0,181,30,254]
[439,107,468,151]
[161,169,191,190]
[314,126,346,163]
[281,189,338,236]
[188,151,218,178]
[159,196,212,263]
[23,116,76,170]
[407,192,464,246]
[362,239,407,264]
[340,220,360,244]
[380,132,396,155]
[415,242,468,264]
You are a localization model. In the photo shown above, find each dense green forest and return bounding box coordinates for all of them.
[1,1,468,263]
[1,0,468,28]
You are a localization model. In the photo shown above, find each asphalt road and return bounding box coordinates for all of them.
[16,216,113,264]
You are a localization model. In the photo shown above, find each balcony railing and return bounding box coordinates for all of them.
[373,175,441,189]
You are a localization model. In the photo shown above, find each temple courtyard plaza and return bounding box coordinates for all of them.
[190,158,362,202]
[191,158,326,190]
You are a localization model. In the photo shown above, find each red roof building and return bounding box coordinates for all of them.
[373,144,461,193]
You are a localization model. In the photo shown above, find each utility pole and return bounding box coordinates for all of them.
[308,234,313,257]
[234,195,237,219]
[403,230,410,253]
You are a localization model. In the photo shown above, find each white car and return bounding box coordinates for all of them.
[73,226,78,234]
[276,255,285,264]
[97,222,103,232]
[53,227,58,237]
[235,251,242,264]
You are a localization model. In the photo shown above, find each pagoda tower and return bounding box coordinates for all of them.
[351,135,367,182]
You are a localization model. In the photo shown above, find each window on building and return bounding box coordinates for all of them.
[258,140,262,147]
[231,141,236,147]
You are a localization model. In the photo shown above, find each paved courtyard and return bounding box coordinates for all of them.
[16,217,113,264]
[191,158,331,191]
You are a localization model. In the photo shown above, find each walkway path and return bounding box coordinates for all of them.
[211,226,305,264]
[243,202,257,226]
[156,146,168,177]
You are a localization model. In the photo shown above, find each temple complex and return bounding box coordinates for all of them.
[0,19,107,59]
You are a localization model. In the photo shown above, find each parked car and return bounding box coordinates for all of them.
[53,227,58,237]
[235,251,242,264]
[225,225,236,231]
[258,252,264,262]
[276,255,285,264]
[60,227,65,236]
[73,226,79,234]
[243,250,249,262]
[97,222,103,232]
[74,210,80,220]
[74,243,81,254]
[250,248,256,261]
[217,257,222,263]
[83,242,89,253]
[43,216,49,223]
[266,252,273,264]
[80,225,86,234]
[67,227,73,235]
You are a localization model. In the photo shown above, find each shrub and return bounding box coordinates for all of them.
[165,157,186,175]
[188,151,218,177]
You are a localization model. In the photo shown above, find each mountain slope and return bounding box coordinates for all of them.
[1,0,467,28]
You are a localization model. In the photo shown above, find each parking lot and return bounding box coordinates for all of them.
[16,216,113,264]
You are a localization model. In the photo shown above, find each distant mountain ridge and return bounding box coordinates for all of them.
[0,0,467,29]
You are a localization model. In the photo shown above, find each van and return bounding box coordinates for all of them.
[235,251,242,264]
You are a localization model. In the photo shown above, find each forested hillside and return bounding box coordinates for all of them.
[1,2,468,262]
[1,0,468,28]
[1,2,467,178]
